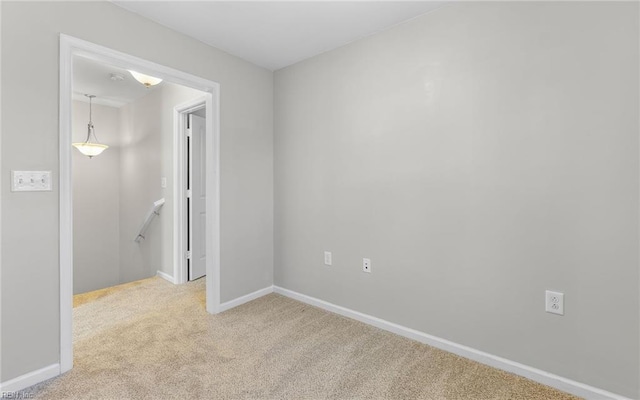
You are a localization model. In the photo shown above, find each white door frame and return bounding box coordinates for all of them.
[59,34,221,374]
[173,98,206,284]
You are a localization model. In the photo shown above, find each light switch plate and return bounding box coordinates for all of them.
[11,171,52,192]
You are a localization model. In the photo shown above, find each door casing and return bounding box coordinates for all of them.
[173,100,207,284]
[59,34,221,375]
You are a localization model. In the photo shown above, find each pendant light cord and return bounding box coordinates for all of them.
[85,94,102,145]
[89,95,93,125]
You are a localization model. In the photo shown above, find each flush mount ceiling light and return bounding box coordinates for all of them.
[129,70,163,88]
[72,94,109,158]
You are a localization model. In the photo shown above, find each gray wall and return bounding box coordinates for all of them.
[274,2,639,398]
[1,1,274,382]
[72,100,121,294]
[118,85,164,284]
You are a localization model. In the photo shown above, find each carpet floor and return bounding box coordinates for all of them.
[27,277,578,399]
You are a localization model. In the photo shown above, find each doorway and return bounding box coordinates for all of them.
[172,99,209,284]
[188,112,207,281]
[59,34,221,374]
[173,102,207,282]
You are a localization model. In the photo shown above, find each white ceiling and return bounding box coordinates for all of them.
[112,1,446,71]
[75,2,445,105]
[73,56,162,107]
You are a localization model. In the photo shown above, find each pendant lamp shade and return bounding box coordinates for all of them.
[73,142,108,158]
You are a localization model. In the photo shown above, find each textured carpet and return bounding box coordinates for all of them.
[27,277,579,399]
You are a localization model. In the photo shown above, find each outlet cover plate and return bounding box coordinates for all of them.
[324,251,332,266]
[363,258,371,273]
[545,290,564,315]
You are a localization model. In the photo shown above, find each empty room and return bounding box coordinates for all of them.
[0,1,638,400]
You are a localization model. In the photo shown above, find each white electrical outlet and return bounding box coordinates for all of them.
[362,258,371,273]
[324,251,332,266]
[545,290,564,315]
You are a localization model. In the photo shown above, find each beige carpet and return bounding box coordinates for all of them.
[27,277,578,399]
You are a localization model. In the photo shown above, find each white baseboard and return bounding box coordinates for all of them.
[156,270,176,284]
[2,287,629,399]
[273,286,631,400]
[218,285,274,313]
[0,363,60,393]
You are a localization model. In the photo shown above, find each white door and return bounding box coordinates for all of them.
[189,113,206,280]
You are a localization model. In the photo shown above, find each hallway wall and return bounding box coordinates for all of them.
[72,100,121,294]
[118,87,164,284]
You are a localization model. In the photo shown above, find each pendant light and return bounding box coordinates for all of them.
[129,70,162,88]
[72,94,108,158]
